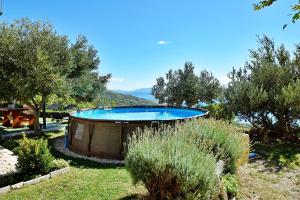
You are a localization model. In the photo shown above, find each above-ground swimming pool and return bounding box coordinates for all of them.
[67,106,208,159]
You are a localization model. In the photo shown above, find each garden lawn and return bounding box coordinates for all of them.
[0,132,146,200]
[0,166,145,200]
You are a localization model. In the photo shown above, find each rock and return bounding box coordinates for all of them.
[0,186,11,195]
[50,167,70,178]
[11,182,24,190]
[24,174,50,186]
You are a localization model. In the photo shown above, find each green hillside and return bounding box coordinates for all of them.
[101,91,157,106]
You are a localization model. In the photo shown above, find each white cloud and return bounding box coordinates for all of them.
[110,77,125,82]
[157,40,170,45]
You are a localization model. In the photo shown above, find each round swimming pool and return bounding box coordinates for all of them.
[71,107,207,121]
[67,106,208,159]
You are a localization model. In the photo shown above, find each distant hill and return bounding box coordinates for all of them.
[112,88,157,102]
[105,90,157,106]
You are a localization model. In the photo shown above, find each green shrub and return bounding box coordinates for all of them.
[51,158,69,170]
[16,135,54,178]
[184,119,244,173]
[126,125,219,200]
[222,174,239,197]
[125,119,246,199]
[203,103,234,121]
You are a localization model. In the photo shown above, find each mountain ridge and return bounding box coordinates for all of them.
[111,88,156,102]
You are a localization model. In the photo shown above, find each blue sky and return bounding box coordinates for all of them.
[2,0,300,90]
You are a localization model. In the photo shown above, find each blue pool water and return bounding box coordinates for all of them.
[71,107,207,121]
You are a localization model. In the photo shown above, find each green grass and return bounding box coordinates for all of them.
[0,132,145,200]
[0,166,145,200]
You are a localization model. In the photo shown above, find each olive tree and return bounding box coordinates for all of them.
[67,35,111,102]
[225,35,300,142]
[0,18,71,133]
[152,62,220,107]
[0,19,110,134]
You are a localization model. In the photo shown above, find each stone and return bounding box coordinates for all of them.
[50,167,70,178]
[24,174,50,186]
[11,182,24,189]
[0,186,11,195]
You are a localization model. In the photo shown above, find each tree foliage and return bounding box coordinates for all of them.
[253,0,300,28]
[225,35,300,141]
[66,35,111,103]
[69,72,110,102]
[0,18,109,133]
[68,35,100,78]
[152,62,220,107]
[0,18,71,133]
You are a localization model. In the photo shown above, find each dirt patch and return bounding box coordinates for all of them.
[238,157,300,200]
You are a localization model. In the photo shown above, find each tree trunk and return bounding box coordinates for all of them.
[262,129,269,144]
[42,101,46,129]
[33,107,41,135]
[27,96,46,135]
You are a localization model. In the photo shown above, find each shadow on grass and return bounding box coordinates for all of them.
[252,140,300,171]
[0,125,29,135]
[118,194,140,200]
[119,194,149,200]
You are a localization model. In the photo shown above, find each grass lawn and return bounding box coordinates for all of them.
[0,132,146,200]
[0,166,145,200]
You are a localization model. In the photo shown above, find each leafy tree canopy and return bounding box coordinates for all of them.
[0,18,110,133]
[152,62,220,107]
[69,72,111,102]
[225,35,300,141]
[68,35,100,78]
[0,18,71,132]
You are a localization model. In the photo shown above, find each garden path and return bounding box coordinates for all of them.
[0,145,17,176]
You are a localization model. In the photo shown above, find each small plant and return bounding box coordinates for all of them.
[16,135,54,178]
[51,158,70,170]
[222,174,239,197]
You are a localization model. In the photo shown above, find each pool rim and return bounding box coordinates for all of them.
[69,105,209,123]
